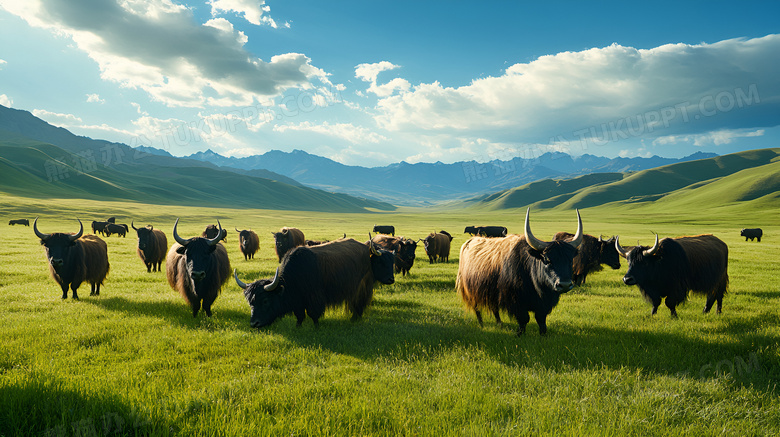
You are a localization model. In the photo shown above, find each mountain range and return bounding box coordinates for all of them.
[183,148,718,205]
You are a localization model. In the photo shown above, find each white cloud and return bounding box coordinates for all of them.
[0,0,322,107]
[273,121,388,144]
[0,58,7,68]
[31,109,83,127]
[86,93,105,104]
[208,0,283,28]
[374,36,780,147]
[653,129,765,147]
[355,61,410,97]
[0,94,12,107]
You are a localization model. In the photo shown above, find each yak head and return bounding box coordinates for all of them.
[234,268,289,328]
[34,217,83,277]
[614,234,688,295]
[203,224,227,242]
[132,221,155,251]
[598,235,621,270]
[524,208,582,294]
[236,228,252,249]
[397,239,417,269]
[369,241,396,285]
[422,232,437,255]
[174,218,223,283]
[272,228,295,254]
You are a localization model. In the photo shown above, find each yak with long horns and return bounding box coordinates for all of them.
[34,218,110,299]
[166,219,231,317]
[456,209,582,335]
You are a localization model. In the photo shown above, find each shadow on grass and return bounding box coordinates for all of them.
[85,296,249,330]
[0,372,163,436]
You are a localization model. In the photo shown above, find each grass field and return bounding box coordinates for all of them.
[1,193,779,436]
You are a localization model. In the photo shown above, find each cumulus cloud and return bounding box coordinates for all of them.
[375,36,780,150]
[355,61,410,97]
[0,0,324,107]
[0,94,12,107]
[209,0,285,28]
[273,121,388,144]
[86,93,105,104]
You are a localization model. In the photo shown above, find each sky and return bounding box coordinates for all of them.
[0,0,778,167]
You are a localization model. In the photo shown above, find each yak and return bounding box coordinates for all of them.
[372,225,395,236]
[464,226,507,237]
[422,230,453,263]
[740,228,762,242]
[166,219,231,317]
[132,221,168,272]
[456,209,582,336]
[616,234,728,317]
[34,218,110,300]
[234,238,395,328]
[272,227,305,262]
[371,234,418,276]
[203,224,228,242]
[235,227,260,260]
[104,223,128,237]
[553,232,620,285]
[91,220,109,236]
[8,219,29,226]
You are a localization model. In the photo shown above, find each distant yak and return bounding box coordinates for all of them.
[272,227,305,262]
[132,221,168,272]
[740,228,762,242]
[8,219,29,226]
[235,227,260,260]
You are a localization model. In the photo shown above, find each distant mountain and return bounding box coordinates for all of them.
[0,106,393,212]
[468,148,780,211]
[185,148,718,205]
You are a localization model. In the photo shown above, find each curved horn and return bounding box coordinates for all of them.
[207,220,223,246]
[132,220,138,231]
[524,208,550,251]
[370,242,381,256]
[233,269,248,290]
[172,218,192,246]
[69,219,84,242]
[642,234,660,257]
[598,234,604,242]
[568,209,583,249]
[235,227,240,233]
[263,268,280,292]
[615,235,629,258]
[33,217,51,240]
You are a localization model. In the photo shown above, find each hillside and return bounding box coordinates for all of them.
[470,148,780,212]
[0,135,394,212]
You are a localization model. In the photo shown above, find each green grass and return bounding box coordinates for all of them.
[1,191,779,436]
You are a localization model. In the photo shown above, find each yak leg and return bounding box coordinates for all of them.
[70,283,80,300]
[146,262,152,273]
[516,311,530,336]
[650,296,662,316]
[474,310,484,327]
[703,294,717,314]
[191,299,201,318]
[665,299,678,318]
[60,283,69,299]
[535,312,548,336]
[295,308,308,327]
[90,283,96,296]
[492,308,503,326]
[202,295,217,317]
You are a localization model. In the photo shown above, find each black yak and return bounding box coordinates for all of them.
[371,234,418,276]
[740,228,762,242]
[553,232,620,285]
[235,227,260,260]
[234,238,395,328]
[202,224,227,242]
[422,230,453,263]
[456,209,582,335]
[34,218,110,299]
[272,227,305,262]
[372,225,395,236]
[166,219,231,317]
[464,226,507,237]
[616,234,728,317]
[132,221,168,272]
[104,223,128,237]
[8,219,29,226]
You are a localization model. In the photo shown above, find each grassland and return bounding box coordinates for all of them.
[1,191,779,436]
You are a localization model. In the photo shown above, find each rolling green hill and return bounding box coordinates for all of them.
[470,148,780,214]
[0,135,394,212]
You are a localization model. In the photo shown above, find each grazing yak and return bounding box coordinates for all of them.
[616,234,728,317]
[456,209,582,335]
[8,218,29,226]
[166,219,231,317]
[740,228,762,242]
[464,226,507,238]
[203,224,228,242]
[132,221,168,272]
[372,225,395,236]
[422,230,453,263]
[34,218,110,299]
[235,227,260,260]
[371,234,418,276]
[104,223,128,237]
[234,238,396,328]
[91,220,110,236]
[272,227,305,262]
[553,232,620,286]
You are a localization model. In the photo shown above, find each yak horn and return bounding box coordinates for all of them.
[67,219,84,242]
[131,220,138,231]
[33,217,51,240]
[615,236,629,258]
[524,208,550,251]
[264,268,280,292]
[207,220,223,246]
[233,269,248,290]
[235,227,240,233]
[172,218,192,246]
[642,234,660,257]
[568,209,583,249]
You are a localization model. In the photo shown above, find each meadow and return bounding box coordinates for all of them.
[1,193,779,436]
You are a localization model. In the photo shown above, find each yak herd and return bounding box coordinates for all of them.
[20,210,744,335]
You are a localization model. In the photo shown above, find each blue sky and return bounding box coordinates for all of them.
[0,0,778,166]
